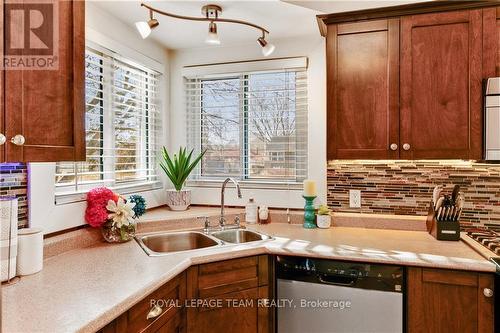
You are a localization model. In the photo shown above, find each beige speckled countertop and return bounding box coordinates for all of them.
[1,222,496,333]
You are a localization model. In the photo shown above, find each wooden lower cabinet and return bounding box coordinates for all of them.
[407,267,495,332]
[186,255,274,333]
[97,255,273,333]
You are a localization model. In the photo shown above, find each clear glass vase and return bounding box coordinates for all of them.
[101,220,136,243]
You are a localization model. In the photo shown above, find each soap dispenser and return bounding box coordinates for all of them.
[245,198,258,224]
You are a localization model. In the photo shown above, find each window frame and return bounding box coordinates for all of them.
[54,44,163,205]
[186,67,308,188]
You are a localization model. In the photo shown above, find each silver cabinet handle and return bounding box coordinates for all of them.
[11,134,25,146]
[390,143,398,151]
[483,288,494,298]
[0,133,6,145]
[403,143,411,151]
[146,304,163,320]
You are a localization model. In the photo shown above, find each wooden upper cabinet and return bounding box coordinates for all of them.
[399,10,483,159]
[327,19,400,160]
[2,0,85,162]
[407,267,494,333]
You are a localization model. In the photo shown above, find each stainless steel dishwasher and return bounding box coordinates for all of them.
[276,256,404,333]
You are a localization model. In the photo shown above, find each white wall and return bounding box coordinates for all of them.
[29,2,170,234]
[169,36,326,209]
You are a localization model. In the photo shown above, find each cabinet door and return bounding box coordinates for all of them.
[186,255,273,333]
[4,0,85,162]
[407,267,494,332]
[400,10,483,159]
[327,19,400,159]
[187,287,265,333]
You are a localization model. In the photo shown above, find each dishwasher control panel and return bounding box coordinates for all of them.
[276,256,404,293]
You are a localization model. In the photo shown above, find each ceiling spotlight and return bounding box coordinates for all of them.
[205,22,221,45]
[135,10,159,39]
[258,37,275,57]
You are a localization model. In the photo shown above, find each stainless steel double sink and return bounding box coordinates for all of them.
[136,228,272,256]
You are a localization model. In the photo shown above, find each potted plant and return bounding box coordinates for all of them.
[160,146,205,211]
[316,204,332,229]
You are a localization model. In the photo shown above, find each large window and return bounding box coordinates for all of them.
[55,46,161,199]
[186,66,307,184]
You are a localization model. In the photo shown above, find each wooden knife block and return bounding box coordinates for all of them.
[426,201,460,241]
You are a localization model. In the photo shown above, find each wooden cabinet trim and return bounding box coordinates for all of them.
[326,24,337,160]
[317,1,497,29]
[337,20,388,35]
[482,8,498,78]
[71,0,86,161]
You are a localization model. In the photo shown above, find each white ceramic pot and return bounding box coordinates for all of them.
[166,189,191,211]
[316,214,332,229]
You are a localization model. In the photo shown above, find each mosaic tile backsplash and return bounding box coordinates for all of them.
[327,160,500,230]
[0,163,28,228]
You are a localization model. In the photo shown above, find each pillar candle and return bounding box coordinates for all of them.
[303,179,317,197]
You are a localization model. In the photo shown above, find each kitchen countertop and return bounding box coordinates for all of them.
[1,223,496,333]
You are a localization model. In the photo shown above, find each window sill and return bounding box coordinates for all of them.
[186,179,303,191]
[55,181,163,205]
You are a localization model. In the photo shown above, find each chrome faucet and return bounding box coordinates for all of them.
[220,177,242,229]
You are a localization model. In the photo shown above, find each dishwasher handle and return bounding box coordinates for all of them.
[318,273,358,286]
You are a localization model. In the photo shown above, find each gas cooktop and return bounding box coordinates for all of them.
[466,229,500,255]
[465,229,500,272]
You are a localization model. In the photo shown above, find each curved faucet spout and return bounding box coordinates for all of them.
[220,177,242,228]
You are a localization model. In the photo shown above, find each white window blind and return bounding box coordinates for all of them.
[185,63,307,184]
[55,46,162,200]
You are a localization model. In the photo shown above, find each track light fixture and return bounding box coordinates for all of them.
[205,22,220,45]
[136,3,275,56]
[135,9,159,39]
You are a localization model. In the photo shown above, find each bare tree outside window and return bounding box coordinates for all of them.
[55,47,161,196]
[189,69,307,183]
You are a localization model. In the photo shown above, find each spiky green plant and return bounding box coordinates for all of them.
[159,147,206,191]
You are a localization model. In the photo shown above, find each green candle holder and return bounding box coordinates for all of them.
[303,195,317,229]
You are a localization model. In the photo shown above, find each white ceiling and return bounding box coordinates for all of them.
[92,0,432,50]
[92,0,320,50]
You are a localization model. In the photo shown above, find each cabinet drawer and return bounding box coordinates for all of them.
[193,255,269,298]
[117,272,186,333]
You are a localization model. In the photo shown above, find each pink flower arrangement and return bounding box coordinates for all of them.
[85,187,118,228]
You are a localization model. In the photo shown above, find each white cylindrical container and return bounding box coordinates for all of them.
[245,198,258,224]
[1,196,18,282]
[316,215,332,229]
[16,228,43,276]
